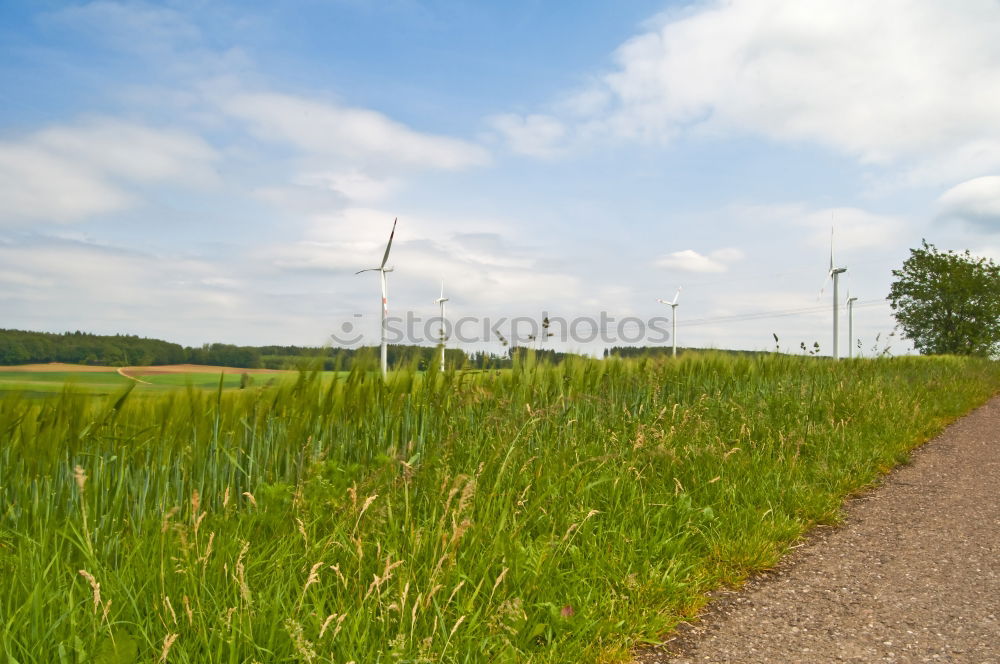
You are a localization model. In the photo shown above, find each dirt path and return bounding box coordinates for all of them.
[116,367,152,384]
[638,395,1000,664]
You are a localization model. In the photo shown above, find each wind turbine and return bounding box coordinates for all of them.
[435,281,449,372]
[847,291,858,359]
[355,218,397,377]
[656,287,682,357]
[820,227,847,360]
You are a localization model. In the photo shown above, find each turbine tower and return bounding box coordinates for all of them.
[656,287,682,357]
[847,292,858,359]
[435,281,449,372]
[820,228,847,360]
[356,218,397,377]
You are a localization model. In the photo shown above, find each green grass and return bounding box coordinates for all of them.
[1,353,998,663]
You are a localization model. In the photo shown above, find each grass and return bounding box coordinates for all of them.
[1,352,998,663]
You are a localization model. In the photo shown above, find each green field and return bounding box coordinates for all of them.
[137,372,282,390]
[1,353,998,663]
[0,370,133,394]
[0,368,293,395]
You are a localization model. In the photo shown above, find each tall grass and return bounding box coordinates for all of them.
[1,353,998,663]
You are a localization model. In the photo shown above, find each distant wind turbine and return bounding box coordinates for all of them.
[847,291,858,359]
[356,218,397,377]
[656,286,682,357]
[819,227,847,360]
[435,281,449,372]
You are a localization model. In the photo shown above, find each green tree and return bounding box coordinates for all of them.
[888,240,1000,357]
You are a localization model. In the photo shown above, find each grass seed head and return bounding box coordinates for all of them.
[78,569,100,614]
[73,465,87,495]
[158,633,179,663]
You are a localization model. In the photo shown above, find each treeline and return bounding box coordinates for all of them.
[605,346,763,359]
[0,329,521,370]
[1,329,184,366]
[262,346,477,371]
[0,329,266,368]
[4,328,736,370]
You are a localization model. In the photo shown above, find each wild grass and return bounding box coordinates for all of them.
[1,352,998,663]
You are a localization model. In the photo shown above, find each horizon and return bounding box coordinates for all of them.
[3,1,1000,356]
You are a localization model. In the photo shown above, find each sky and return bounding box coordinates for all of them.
[2,0,1000,357]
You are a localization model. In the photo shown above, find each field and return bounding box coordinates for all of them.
[1,353,999,663]
[0,363,290,395]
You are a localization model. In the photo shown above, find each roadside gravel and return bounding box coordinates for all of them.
[637,395,1000,664]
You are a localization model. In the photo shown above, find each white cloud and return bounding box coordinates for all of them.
[47,1,201,55]
[488,113,568,157]
[0,119,218,225]
[655,248,743,273]
[0,145,132,224]
[220,91,490,170]
[973,244,1000,262]
[34,122,217,183]
[0,236,342,345]
[798,207,906,251]
[938,176,1000,230]
[502,0,1000,184]
[0,240,244,315]
[44,1,251,81]
[260,207,579,308]
[253,170,398,216]
[730,203,907,252]
[299,170,398,203]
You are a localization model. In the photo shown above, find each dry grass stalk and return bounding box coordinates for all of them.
[73,465,87,495]
[182,595,193,626]
[300,561,325,604]
[159,633,179,663]
[162,594,177,626]
[78,570,100,614]
[234,541,251,604]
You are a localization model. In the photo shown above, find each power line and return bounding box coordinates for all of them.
[348,299,893,335]
[587,299,888,331]
[675,299,887,328]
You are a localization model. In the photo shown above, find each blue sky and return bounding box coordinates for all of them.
[2,0,1000,355]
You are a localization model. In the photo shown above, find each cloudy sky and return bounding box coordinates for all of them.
[3,0,999,356]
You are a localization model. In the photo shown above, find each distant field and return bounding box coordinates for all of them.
[0,363,116,372]
[0,363,292,394]
[0,369,131,395]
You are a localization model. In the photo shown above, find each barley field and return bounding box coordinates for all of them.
[1,353,998,663]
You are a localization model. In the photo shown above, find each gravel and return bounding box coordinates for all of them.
[636,395,1000,664]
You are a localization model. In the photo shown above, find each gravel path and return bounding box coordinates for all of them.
[637,395,1000,664]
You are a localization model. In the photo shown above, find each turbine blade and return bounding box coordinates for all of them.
[818,273,831,299]
[829,225,835,272]
[672,286,682,305]
[356,268,376,274]
[380,217,397,269]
